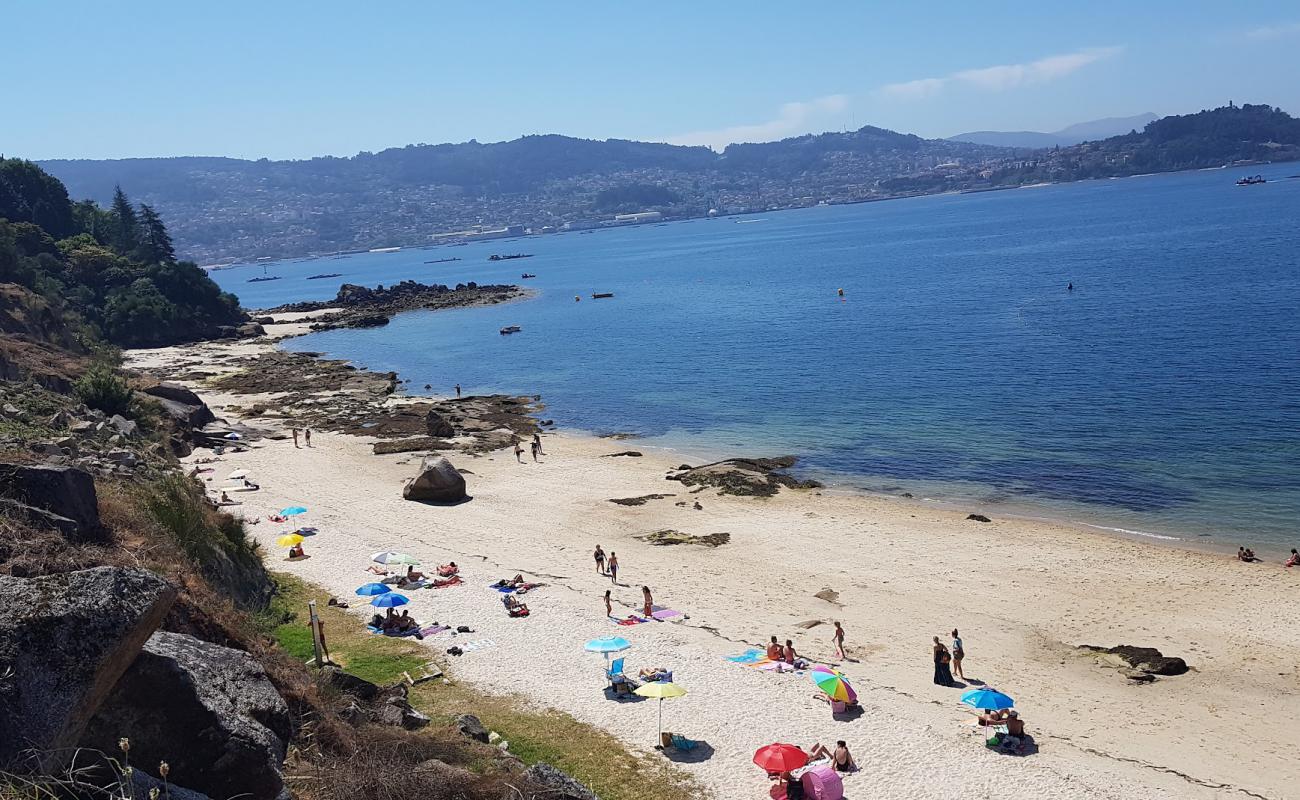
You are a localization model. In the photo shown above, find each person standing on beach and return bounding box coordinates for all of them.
[292,428,300,448]
[532,432,545,455]
[530,439,540,461]
[642,586,654,617]
[951,629,966,681]
[608,552,619,584]
[933,636,955,686]
[514,441,524,463]
[604,589,613,617]
[305,428,312,447]
[594,545,606,574]
[832,621,846,660]
[455,383,461,398]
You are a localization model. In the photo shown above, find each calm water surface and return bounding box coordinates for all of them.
[218,166,1300,551]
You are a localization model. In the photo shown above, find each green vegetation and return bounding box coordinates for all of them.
[265,575,706,800]
[72,360,134,416]
[0,157,245,348]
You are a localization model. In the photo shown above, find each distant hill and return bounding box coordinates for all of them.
[33,104,1300,263]
[950,113,1159,148]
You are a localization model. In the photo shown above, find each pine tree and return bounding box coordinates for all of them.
[137,203,175,263]
[110,185,139,255]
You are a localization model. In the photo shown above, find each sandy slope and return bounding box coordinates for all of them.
[128,333,1299,800]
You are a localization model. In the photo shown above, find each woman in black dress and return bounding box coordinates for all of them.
[932,636,954,686]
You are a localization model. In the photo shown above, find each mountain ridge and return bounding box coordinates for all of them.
[949,113,1160,149]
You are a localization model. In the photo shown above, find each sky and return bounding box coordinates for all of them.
[5,1,1300,160]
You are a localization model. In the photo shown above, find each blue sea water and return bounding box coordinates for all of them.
[218,165,1300,552]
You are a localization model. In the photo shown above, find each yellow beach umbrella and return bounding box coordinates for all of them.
[634,681,686,745]
[276,533,304,548]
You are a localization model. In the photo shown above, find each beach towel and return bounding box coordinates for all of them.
[726,648,764,664]
[420,625,451,636]
[651,607,683,621]
[461,638,497,652]
[615,616,649,626]
[494,585,516,593]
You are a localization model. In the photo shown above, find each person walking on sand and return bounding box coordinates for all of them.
[455,383,461,398]
[604,589,613,617]
[642,586,654,617]
[608,552,619,584]
[951,629,966,681]
[304,427,312,447]
[594,545,606,574]
[832,621,846,660]
[933,636,955,686]
[292,428,300,448]
[514,441,524,463]
[532,432,545,455]
[530,439,540,461]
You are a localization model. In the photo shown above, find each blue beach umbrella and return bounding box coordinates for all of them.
[281,506,308,516]
[961,687,1014,711]
[584,636,631,654]
[355,583,391,597]
[370,592,410,608]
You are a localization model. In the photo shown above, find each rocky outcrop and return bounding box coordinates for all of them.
[635,529,730,547]
[524,763,599,800]
[0,462,104,542]
[0,567,176,769]
[1079,644,1189,677]
[83,631,292,800]
[402,456,467,504]
[967,513,992,523]
[425,409,456,438]
[263,281,527,332]
[668,456,823,497]
[142,382,216,430]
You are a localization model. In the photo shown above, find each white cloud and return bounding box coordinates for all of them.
[667,94,849,150]
[878,47,1123,100]
[1243,21,1300,39]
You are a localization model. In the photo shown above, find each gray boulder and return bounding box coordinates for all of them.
[0,462,104,542]
[524,763,599,800]
[425,409,456,438]
[83,630,292,800]
[141,382,203,407]
[0,567,177,770]
[402,455,467,504]
[108,415,138,438]
[454,713,489,743]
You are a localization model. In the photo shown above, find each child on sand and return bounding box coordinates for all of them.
[642,586,654,617]
[608,552,619,584]
[604,589,612,617]
[832,621,846,660]
[1287,548,1299,567]
[305,428,312,447]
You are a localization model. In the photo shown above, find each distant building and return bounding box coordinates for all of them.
[613,211,663,225]
[561,220,601,231]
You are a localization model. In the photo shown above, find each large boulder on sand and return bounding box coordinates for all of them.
[402,456,467,503]
[142,383,216,430]
[83,630,292,800]
[0,462,104,542]
[0,567,176,770]
[425,409,455,438]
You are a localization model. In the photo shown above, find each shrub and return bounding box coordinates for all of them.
[73,362,133,416]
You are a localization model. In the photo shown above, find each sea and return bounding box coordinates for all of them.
[217,165,1300,553]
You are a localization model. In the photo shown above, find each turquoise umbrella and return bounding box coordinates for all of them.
[961,687,1014,711]
[281,506,308,516]
[584,636,631,654]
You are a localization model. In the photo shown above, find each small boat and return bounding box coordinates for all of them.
[489,253,533,261]
[424,257,461,265]
[499,325,522,335]
[520,273,536,279]
[306,273,342,280]
[1236,175,1266,185]
[247,276,281,283]
[591,292,615,299]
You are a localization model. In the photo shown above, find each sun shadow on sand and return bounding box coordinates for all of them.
[406,495,475,507]
[602,688,648,703]
[660,741,715,762]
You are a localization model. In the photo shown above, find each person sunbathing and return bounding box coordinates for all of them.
[431,575,462,587]
[365,564,389,575]
[978,709,1010,726]
[809,741,856,772]
[288,543,306,558]
[1003,710,1025,738]
[783,640,809,669]
[1238,547,1259,562]
[766,635,784,661]
[502,594,529,616]
[1286,548,1299,567]
[638,666,669,681]
[405,566,426,581]
[395,611,418,632]
[437,562,459,576]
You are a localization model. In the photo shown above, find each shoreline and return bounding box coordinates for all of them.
[124,317,1300,800]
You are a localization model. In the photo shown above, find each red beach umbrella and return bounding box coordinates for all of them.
[753,742,809,773]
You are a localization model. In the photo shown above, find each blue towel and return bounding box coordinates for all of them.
[726,648,763,664]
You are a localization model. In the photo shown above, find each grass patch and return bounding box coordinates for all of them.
[267,574,707,800]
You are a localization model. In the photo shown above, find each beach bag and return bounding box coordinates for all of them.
[457,625,472,633]
[800,765,843,800]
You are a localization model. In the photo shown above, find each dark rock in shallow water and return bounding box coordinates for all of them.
[966,513,992,523]
[83,631,291,800]
[0,567,176,770]
[668,456,822,497]
[1079,644,1189,676]
[608,493,675,506]
[0,462,104,542]
[601,450,642,458]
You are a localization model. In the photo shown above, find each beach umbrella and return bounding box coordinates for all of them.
[281,506,308,516]
[753,743,808,774]
[583,636,631,654]
[371,551,420,565]
[370,592,410,608]
[275,533,304,548]
[355,583,391,597]
[960,687,1014,711]
[227,469,249,480]
[811,666,857,704]
[633,681,686,745]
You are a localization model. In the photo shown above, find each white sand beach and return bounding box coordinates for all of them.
[128,328,1300,800]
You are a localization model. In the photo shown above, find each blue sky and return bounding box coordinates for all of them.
[6,1,1300,160]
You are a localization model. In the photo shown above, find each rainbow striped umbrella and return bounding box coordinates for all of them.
[811,666,857,703]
